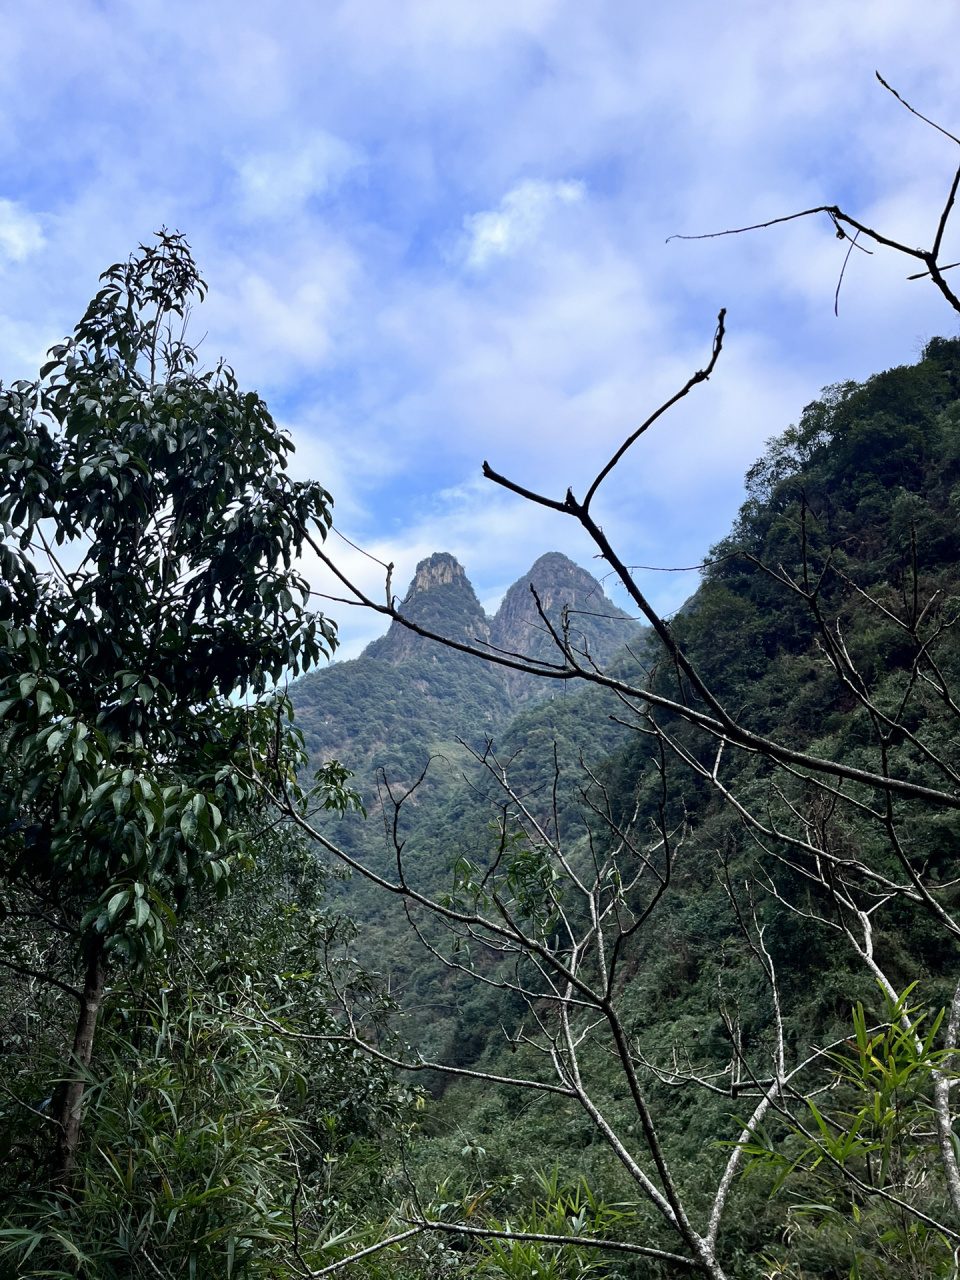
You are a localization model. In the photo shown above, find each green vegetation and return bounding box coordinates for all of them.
[0,235,397,1277]
[292,550,639,791]
[0,834,410,1278]
[290,549,641,984]
[4,233,960,1279]
[286,335,960,1278]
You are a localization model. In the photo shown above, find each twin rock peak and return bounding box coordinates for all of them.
[291,551,641,772]
[365,550,638,698]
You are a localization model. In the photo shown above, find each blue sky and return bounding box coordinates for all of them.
[2,0,960,655]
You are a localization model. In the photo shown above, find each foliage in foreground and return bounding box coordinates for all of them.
[0,829,414,1279]
[0,229,346,1188]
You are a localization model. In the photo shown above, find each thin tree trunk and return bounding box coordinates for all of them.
[51,945,105,1192]
[934,977,960,1221]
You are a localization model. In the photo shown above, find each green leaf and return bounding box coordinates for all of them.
[106,889,132,923]
[62,762,81,803]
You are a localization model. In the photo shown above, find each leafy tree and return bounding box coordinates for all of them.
[0,231,344,1188]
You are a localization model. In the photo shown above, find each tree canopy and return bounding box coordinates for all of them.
[0,231,345,1189]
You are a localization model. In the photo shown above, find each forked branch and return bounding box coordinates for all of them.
[668,74,960,317]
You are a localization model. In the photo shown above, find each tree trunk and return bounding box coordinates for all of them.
[51,945,105,1192]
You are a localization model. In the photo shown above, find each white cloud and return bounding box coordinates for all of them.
[199,235,360,386]
[2,0,960,657]
[237,133,361,219]
[0,200,43,262]
[462,179,584,269]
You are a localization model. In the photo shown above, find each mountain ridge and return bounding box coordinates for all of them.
[289,548,649,1038]
[365,552,492,666]
[291,550,642,788]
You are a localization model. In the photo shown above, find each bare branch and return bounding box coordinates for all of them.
[305,1227,424,1277]
[409,1218,700,1269]
[875,72,960,149]
[933,977,960,1219]
[0,957,83,1003]
[582,310,726,510]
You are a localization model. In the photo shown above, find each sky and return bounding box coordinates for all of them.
[2,0,960,657]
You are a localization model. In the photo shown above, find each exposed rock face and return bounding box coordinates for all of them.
[364,549,638,686]
[408,553,466,595]
[489,552,639,703]
[365,552,491,665]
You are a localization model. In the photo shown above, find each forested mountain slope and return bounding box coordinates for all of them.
[290,549,640,873]
[297,338,960,1050]
[290,551,643,1002]
[294,337,960,1278]
[292,550,640,788]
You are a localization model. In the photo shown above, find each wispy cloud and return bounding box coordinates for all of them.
[0,200,43,262]
[462,179,584,268]
[237,133,362,219]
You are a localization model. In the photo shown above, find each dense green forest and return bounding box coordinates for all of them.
[280,332,960,1280]
[291,333,960,1279]
[4,233,960,1280]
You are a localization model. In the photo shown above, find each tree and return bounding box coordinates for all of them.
[254,83,960,1279]
[0,231,344,1190]
[0,820,414,1280]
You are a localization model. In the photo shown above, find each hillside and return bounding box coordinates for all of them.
[292,337,960,1278]
[438,340,960,1262]
[289,551,643,1021]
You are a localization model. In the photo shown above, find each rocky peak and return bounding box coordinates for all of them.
[365,552,490,666]
[404,552,468,600]
[495,552,601,620]
[489,552,640,703]
[360,549,639,686]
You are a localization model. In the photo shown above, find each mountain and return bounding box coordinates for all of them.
[377,338,960,1263]
[290,550,641,793]
[285,340,960,1278]
[289,551,644,996]
[488,551,637,703]
[364,552,492,665]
